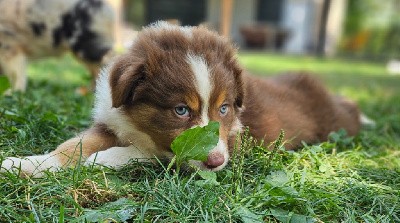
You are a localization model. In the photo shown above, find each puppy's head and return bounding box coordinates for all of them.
[109,22,244,171]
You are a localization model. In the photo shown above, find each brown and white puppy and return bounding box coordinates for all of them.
[0,22,361,177]
[0,0,114,92]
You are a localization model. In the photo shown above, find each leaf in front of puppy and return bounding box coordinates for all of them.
[236,206,263,223]
[0,76,10,95]
[171,121,220,164]
[195,170,220,186]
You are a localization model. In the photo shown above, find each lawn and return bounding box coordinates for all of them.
[0,52,399,222]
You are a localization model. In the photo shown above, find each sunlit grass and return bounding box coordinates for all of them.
[0,53,399,222]
[239,52,388,76]
[27,54,90,86]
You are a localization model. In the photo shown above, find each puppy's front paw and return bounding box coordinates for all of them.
[84,151,123,168]
[84,146,147,169]
[84,152,105,167]
[1,155,61,178]
[1,157,21,171]
[1,157,33,177]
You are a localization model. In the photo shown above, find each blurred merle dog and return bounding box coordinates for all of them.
[0,0,115,92]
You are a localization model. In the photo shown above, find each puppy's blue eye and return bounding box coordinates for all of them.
[175,105,190,117]
[220,104,228,116]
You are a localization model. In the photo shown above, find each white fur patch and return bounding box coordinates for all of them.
[186,54,212,126]
[92,65,114,122]
[185,54,233,171]
[93,66,140,140]
[1,154,61,177]
[360,113,376,127]
[84,145,155,168]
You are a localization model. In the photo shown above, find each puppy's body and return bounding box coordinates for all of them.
[0,0,114,92]
[1,22,360,177]
[243,74,360,148]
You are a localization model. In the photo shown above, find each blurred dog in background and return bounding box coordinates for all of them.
[0,0,115,93]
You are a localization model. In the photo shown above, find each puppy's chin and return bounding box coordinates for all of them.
[188,159,229,172]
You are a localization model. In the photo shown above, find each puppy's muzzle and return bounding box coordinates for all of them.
[203,151,225,169]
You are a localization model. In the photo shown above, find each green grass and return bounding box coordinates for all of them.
[0,53,399,222]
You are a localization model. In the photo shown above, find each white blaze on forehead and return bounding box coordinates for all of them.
[186,54,212,126]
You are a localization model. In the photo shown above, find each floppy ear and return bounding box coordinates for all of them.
[233,63,244,109]
[109,58,146,108]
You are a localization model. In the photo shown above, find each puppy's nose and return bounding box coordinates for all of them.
[203,151,224,169]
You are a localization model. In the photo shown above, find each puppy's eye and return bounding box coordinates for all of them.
[219,104,229,116]
[174,105,190,117]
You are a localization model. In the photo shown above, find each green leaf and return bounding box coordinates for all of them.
[265,170,299,198]
[328,128,348,143]
[270,208,291,223]
[195,170,220,186]
[198,170,217,181]
[171,121,220,165]
[79,198,137,223]
[0,76,10,95]
[41,112,59,122]
[290,213,311,223]
[236,206,263,223]
[266,170,289,187]
[59,205,65,223]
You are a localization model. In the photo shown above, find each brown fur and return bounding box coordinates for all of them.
[242,73,360,148]
[107,25,245,153]
[1,23,362,177]
[55,124,118,166]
